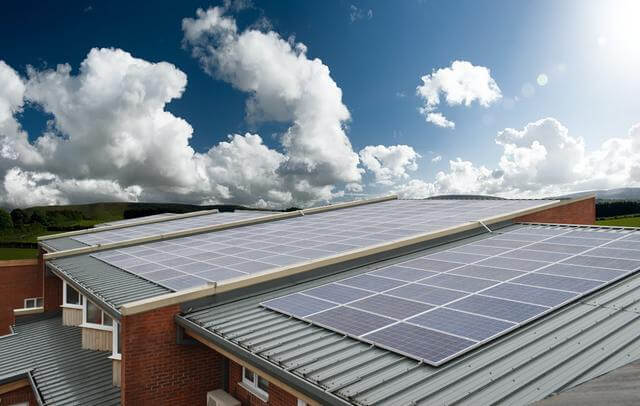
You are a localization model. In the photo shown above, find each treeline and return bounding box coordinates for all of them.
[0,208,88,232]
[596,201,640,218]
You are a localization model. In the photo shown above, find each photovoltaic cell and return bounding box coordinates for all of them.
[370,265,438,282]
[408,308,515,341]
[537,263,626,282]
[510,273,602,293]
[339,274,406,292]
[263,293,335,317]
[363,323,475,364]
[498,249,572,263]
[386,284,467,305]
[475,256,548,272]
[308,307,394,336]
[447,264,527,281]
[447,295,547,323]
[349,294,433,319]
[561,255,640,271]
[418,273,499,292]
[303,283,371,303]
[482,283,577,307]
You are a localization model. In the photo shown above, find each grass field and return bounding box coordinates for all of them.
[0,248,38,260]
[596,216,640,227]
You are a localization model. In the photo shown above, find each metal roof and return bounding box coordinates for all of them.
[0,313,120,405]
[47,255,170,317]
[178,223,640,406]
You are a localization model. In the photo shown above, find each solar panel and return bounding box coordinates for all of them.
[262,225,640,366]
[88,199,553,291]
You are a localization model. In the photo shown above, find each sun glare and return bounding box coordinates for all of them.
[597,0,640,67]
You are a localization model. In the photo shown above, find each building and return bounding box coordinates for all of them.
[4,193,638,406]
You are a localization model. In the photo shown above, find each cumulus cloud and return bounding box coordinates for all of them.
[417,60,502,128]
[0,7,421,208]
[359,145,420,185]
[183,6,364,202]
[394,118,640,199]
[431,155,442,163]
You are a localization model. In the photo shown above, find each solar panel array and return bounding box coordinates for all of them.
[69,211,272,246]
[262,225,640,366]
[88,199,551,292]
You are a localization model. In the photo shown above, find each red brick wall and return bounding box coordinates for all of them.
[0,383,37,405]
[0,259,41,335]
[43,267,62,313]
[514,197,595,225]
[120,304,224,405]
[228,360,298,406]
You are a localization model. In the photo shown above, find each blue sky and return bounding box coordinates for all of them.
[1,0,639,208]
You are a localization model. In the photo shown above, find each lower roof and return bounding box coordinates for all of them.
[178,223,640,406]
[0,313,120,405]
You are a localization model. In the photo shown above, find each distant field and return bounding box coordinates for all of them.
[0,248,38,260]
[596,216,640,227]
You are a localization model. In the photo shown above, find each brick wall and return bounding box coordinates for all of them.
[0,259,41,335]
[0,382,37,405]
[43,266,62,313]
[120,304,224,405]
[228,360,298,406]
[514,197,595,225]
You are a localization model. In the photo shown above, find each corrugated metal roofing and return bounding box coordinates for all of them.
[49,255,170,311]
[179,224,640,406]
[0,313,120,405]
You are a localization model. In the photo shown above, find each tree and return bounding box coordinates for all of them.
[0,208,13,231]
[10,208,27,228]
[29,210,50,227]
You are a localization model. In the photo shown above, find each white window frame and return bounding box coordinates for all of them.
[62,280,84,309]
[81,299,113,331]
[110,320,121,360]
[241,366,269,401]
[23,297,43,308]
[297,400,308,406]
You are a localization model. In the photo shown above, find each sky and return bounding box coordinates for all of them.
[0,0,639,209]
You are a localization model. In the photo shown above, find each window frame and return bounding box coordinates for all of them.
[81,299,113,331]
[241,366,269,401]
[62,280,84,309]
[23,297,43,309]
[110,320,122,360]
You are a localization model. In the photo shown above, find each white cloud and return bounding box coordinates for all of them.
[425,112,455,129]
[431,155,442,163]
[396,118,640,199]
[359,145,420,185]
[1,8,418,208]
[417,60,502,128]
[183,7,363,203]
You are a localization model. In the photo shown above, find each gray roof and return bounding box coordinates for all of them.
[48,255,170,316]
[0,313,120,405]
[178,223,640,406]
[536,358,640,405]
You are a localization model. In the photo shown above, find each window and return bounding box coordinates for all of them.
[297,400,308,406]
[241,366,268,400]
[83,299,113,329]
[63,281,83,307]
[24,297,43,308]
[111,321,121,359]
